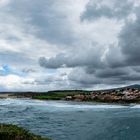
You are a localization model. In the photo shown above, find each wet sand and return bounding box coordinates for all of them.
[0,94,11,98]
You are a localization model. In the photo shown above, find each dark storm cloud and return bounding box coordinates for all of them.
[68,68,101,88]
[105,45,126,68]
[68,65,140,87]
[119,9,140,66]
[7,0,77,45]
[106,8,140,68]
[39,46,104,69]
[119,74,140,81]
[94,68,128,78]
[133,66,140,73]
[67,67,128,88]
[91,7,140,86]
[39,4,140,87]
[0,51,33,65]
[81,0,133,21]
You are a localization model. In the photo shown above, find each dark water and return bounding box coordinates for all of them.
[0,98,140,140]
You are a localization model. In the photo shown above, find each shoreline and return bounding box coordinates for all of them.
[1,95,139,105]
[0,94,11,99]
[1,86,140,104]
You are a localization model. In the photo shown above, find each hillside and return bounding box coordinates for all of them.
[0,124,51,140]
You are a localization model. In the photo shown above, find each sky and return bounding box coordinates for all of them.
[0,0,140,91]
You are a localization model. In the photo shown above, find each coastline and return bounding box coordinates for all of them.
[0,94,139,105]
[1,86,140,104]
[0,94,139,140]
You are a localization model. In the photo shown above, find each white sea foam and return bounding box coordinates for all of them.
[130,104,140,108]
[0,98,128,110]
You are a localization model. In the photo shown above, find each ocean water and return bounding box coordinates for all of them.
[0,98,140,140]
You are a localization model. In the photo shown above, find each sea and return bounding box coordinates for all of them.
[0,98,140,140]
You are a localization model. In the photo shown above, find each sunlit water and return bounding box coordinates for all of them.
[0,98,140,140]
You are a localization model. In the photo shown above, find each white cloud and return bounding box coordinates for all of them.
[0,0,10,7]
[0,74,34,90]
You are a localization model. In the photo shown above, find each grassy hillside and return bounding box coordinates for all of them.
[32,90,90,100]
[0,124,51,140]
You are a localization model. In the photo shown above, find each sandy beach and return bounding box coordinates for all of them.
[0,94,10,98]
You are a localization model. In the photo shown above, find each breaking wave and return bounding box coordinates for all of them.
[0,98,132,110]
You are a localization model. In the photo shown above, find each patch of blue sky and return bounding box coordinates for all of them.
[0,65,26,77]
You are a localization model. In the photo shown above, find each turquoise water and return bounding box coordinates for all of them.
[0,98,140,140]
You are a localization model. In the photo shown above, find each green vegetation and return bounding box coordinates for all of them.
[0,124,51,140]
[9,90,91,99]
[32,90,90,100]
[33,92,67,100]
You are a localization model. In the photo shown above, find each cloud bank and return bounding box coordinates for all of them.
[0,0,140,91]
